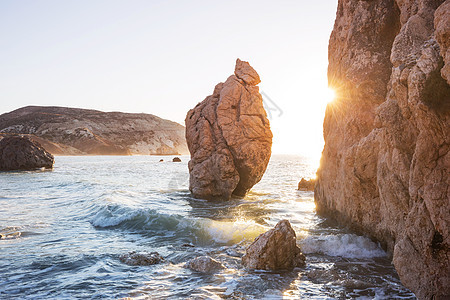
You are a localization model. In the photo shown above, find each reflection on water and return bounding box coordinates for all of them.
[0,155,415,299]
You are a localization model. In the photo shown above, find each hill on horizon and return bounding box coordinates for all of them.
[0,106,188,155]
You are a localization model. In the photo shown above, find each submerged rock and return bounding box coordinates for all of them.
[242,220,305,270]
[316,0,450,298]
[185,256,225,274]
[0,136,54,171]
[185,59,272,200]
[119,251,164,266]
[172,157,181,162]
[297,178,316,191]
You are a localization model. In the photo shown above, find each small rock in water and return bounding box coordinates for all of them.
[185,256,225,274]
[0,136,54,171]
[297,178,316,191]
[242,220,305,270]
[119,251,164,266]
[172,157,181,162]
[159,159,164,162]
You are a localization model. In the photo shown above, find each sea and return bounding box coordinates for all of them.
[0,155,416,299]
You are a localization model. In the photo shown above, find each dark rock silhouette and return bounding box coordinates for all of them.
[172,157,181,162]
[0,136,54,171]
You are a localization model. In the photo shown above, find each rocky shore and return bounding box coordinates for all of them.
[315,0,449,299]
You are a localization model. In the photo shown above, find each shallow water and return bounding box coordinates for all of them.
[0,155,415,299]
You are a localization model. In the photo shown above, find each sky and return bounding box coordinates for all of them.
[0,0,338,158]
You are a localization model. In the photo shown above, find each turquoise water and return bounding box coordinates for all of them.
[0,155,415,299]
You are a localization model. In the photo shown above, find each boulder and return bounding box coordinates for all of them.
[242,220,305,270]
[119,251,164,266]
[185,59,272,200]
[184,256,225,274]
[0,136,54,171]
[172,157,181,162]
[297,178,316,191]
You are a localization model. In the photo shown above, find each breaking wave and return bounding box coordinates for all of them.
[300,234,387,259]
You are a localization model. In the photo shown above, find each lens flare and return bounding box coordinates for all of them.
[325,87,336,104]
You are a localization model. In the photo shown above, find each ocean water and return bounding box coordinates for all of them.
[0,155,415,299]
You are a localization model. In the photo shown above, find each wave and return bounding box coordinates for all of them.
[300,234,386,259]
[90,204,187,232]
[204,219,267,244]
[90,203,267,245]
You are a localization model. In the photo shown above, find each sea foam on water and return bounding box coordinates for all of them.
[300,233,386,259]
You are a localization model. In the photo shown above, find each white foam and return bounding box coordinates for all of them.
[91,205,140,227]
[300,234,386,259]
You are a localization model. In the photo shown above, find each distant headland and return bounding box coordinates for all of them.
[0,106,188,155]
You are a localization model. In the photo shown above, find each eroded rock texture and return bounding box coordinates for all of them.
[119,251,164,266]
[185,59,272,200]
[315,1,450,299]
[242,220,305,270]
[185,256,225,274]
[0,136,54,171]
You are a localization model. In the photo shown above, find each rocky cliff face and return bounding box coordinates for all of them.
[315,1,449,299]
[185,59,272,200]
[0,106,188,155]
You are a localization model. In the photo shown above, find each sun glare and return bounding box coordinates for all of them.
[324,87,336,104]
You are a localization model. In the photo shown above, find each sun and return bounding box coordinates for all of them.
[324,87,336,104]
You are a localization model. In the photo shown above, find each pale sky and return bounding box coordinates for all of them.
[0,0,338,157]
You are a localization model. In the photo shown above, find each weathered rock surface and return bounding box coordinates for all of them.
[315,1,450,299]
[119,251,164,266]
[297,178,316,191]
[0,136,54,171]
[0,106,188,155]
[185,59,272,200]
[242,220,305,270]
[184,256,225,274]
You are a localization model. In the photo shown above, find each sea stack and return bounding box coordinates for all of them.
[315,0,449,299]
[185,59,272,200]
[0,136,54,171]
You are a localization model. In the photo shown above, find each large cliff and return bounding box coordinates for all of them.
[0,106,188,155]
[315,0,449,299]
